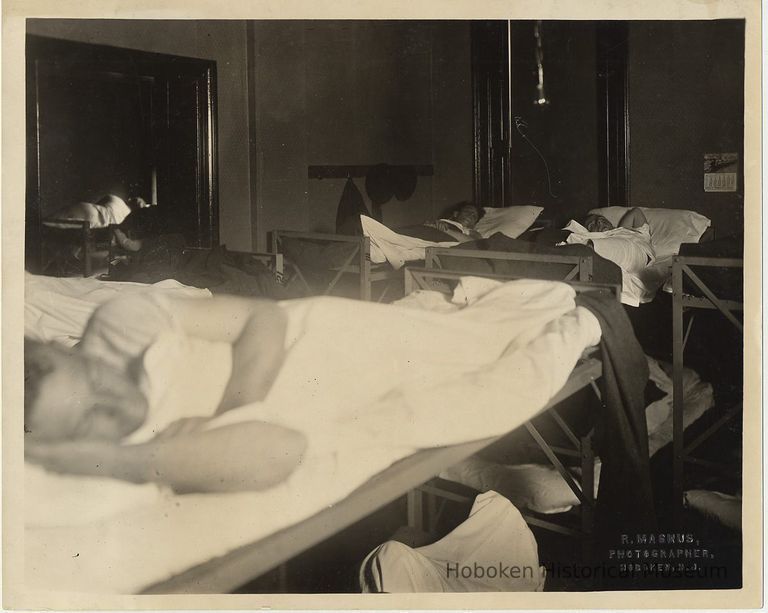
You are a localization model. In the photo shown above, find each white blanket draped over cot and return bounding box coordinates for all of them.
[24,272,211,347]
[564,220,656,306]
[25,278,601,594]
[44,195,132,229]
[360,215,458,268]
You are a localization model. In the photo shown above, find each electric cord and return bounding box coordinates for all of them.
[514,116,558,198]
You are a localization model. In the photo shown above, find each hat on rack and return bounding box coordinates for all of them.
[365,163,395,206]
[336,177,370,235]
[392,165,418,201]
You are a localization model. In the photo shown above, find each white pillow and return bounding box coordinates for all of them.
[475,206,544,239]
[587,206,711,260]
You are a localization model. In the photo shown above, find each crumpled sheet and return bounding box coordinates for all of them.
[24,272,211,347]
[564,220,656,306]
[359,491,546,592]
[44,195,132,229]
[25,278,601,594]
[439,356,714,515]
[360,215,458,269]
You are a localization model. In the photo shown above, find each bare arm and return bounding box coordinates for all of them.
[618,207,648,229]
[26,420,307,494]
[165,295,288,413]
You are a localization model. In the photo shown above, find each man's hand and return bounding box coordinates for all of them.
[25,439,141,481]
[26,420,307,493]
[154,417,210,440]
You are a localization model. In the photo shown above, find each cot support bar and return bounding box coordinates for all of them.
[549,408,581,449]
[424,248,441,269]
[324,247,360,296]
[418,483,473,504]
[683,404,741,456]
[683,455,741,477]
[525,423,592,508]
[682,264,743,332]
[525,443,581,458]
[589,380,602,400]
[672,259,685,521]
[82,222,92,277]
[578,256,593,282]
[290,266,314,294]
[359,237,371,301]
[682,313,695,353]
[522,515,582,537]
[406,489,424,531]
[580,430,595,561]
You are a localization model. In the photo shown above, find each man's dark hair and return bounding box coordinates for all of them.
[442,201,485,221]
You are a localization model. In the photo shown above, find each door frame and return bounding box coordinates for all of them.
[26,35,219,271]
[471,20,630,209]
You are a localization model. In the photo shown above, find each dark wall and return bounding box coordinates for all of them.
[250,21,474,248]
[26,19,253,250]
[628,20,745,237]
[508,21,601,225]
[26,20,475,251]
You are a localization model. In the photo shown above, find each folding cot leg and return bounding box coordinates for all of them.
[406,489,424,531]
[671,259,685,524]
[580,431,595,563]
[277,562,288,592]
[376,280,392,304]
[425,491,438,533]
[82,225,92,277]
[360,238,371,301]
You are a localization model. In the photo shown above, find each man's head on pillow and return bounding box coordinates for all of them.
[583,208,648,233]
[126,196,151,211]
[24,339,148,442]
[583,214,614,233]
[444,202,485,230]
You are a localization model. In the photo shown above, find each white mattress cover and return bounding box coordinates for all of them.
[24,278,601,594]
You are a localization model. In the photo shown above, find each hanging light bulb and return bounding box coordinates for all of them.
[533,20,550,106]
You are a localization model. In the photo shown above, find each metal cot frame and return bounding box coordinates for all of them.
[671,255,744,518]
[271,230,401,301]
[424,246,596,282]
[39,218,113,277]
[403,266,620,559]
[141,268,618,593]
[104,244,285,283]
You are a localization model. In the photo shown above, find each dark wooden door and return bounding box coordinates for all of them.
[471,21,511,207]
[26,35,218,272]
[33,64,157,215]
[471,21,629,220]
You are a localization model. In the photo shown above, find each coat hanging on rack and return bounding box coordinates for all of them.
[335,176,371,235]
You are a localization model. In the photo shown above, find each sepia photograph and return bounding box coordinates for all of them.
[2,0,762,609]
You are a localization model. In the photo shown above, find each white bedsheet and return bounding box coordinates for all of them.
[44,195,132,229]
[359,491,546,592]
[360,215,458,268]
[563,221,657,306]
[439,356,715,515]
[24,273,211,346]
[25,278,601,594]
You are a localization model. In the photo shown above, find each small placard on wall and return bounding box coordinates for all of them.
[703,153,738,192]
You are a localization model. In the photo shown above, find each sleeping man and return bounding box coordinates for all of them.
[48,194,150,229]
[565,207,655,275]
[25,280,595,496]
[425,202,485,242]
[582,207,648,235]
[24,293,305,494]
